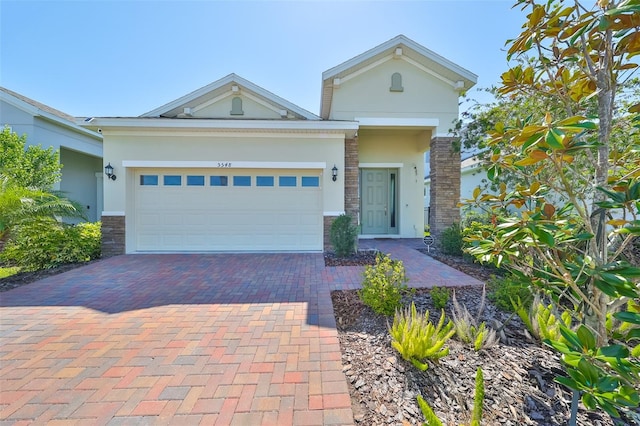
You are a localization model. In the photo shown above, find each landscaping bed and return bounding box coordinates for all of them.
[331,249,638,425]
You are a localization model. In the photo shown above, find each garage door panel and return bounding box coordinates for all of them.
[134,169,322,251]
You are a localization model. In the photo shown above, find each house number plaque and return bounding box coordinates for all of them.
[217,162,232,168]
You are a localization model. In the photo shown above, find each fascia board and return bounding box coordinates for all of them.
[80,117,358,132]
[141,73,320,120]
[1,91,102,140]
[322,35,477,84]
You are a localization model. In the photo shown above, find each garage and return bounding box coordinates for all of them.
[133,168,323,252]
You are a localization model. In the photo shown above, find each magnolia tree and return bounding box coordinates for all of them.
[462,0,640,418]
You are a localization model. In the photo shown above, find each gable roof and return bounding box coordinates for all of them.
[320,35,478,119]
[0,86,102,140]
[141,73,320,120]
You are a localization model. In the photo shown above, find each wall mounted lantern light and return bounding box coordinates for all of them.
[105,163,117,181]
[332,165,338,182]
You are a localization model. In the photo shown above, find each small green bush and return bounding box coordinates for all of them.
[514,295,571,344]
[430,286,449,310]
[360,253,409,315]
[417,395,443,426]
[439,222,463,256]
[1,220,101,271]
[330,214,358,257]
[487,273,532,312]
[389,302,455,371]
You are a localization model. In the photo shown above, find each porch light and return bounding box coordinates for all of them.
[332,165,338,182]
[104,163,117,181]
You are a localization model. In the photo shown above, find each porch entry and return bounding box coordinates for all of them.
[360,168,398,235]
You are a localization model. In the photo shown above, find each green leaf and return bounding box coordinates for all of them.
[614,311,640,325]
[545,128,565,149]
[597,344,629,358]
[576,325,597,352]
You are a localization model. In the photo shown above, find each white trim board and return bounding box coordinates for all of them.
[323,211,346,216]
[355,117,439,127]
[359,163,404,168]
[122,161,327,169]
[102,211,125,216]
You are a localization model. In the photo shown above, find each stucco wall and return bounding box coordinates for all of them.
[60,148,102,222]
[102,130,346,216]
[329,59,458,134]
[194,94,282,119]
[358,129,426,238]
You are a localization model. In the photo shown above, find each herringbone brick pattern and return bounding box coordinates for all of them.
[0,240,481,425]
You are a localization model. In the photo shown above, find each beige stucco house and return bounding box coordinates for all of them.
[81,35,476,255]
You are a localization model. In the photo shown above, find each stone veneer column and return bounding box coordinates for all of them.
[429,137,460,238]
[101,215,125,257]
[323,137,360,251]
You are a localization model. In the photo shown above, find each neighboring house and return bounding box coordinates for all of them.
[0,87,104,221]
[80,35,477,255]
[424,155,484,222]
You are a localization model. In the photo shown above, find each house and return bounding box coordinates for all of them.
[424,155,484,223]
[0,87,104,221]
[80,35,476,255]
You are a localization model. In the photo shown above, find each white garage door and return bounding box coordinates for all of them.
[133,169,323,252]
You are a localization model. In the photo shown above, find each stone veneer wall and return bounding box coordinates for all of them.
[324,137,360,251]
[429,137,461,238]
[101,215,125,257]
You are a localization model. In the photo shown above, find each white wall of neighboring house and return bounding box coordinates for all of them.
[424,156,485,222]
[1,91,103,221]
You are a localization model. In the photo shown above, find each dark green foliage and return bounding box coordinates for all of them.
[330,214,358,258]
[1,221,101,271]
[430,286,449,310]
[0,126,61,190]
[487,274,533,313]
[439,223,463,256]
[360,253,408,315]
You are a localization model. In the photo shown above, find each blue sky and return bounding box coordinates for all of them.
[1,0,525,118]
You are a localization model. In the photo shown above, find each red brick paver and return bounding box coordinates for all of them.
[0,239,481,424]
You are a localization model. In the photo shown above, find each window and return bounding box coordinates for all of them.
[256,176,274,187]
[233,176,251,187]
[163,175,182,186]
[186,175,205,186]
[279,176,296,187]
[210,176,228,186]
[140,175,158,186]
[301,176,319,187]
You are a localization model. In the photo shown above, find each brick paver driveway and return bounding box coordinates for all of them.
[0,240,481,425]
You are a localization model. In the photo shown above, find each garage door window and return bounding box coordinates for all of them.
[233,176,251,187]
[164,175,182,186]
[140,175,159,186]
[210,176,228,186]
[257,176,274,187]
[279,176,296,187]
[187,175,205,186]
[301,177,319,187]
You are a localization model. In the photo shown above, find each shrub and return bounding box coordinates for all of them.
[360,253,408,315]
[330,214,358,257]
[430,286,449,310]
[513,295,571,344]
[487,273,532,313]
[452,287,498,351]
[1,220,101,271]
[417,395,442,426]
[388,302,454,371]
[439,222,463,256]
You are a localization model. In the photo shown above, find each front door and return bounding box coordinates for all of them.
[361,168,398,234]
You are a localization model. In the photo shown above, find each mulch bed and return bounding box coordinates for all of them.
[324,250,378,267]
[0,260,99,293]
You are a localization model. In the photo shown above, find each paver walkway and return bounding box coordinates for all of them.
[0,239,481,425]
